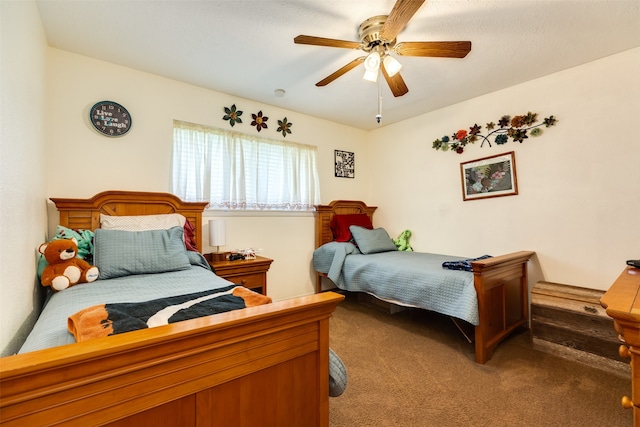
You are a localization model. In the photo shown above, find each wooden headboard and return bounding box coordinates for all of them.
[314,200,378,248]
[50,191,209,252]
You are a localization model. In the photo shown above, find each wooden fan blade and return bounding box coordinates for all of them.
[316,57,365,87]
[395,41,472,58]
[380,0,426,41]
[381,63,409,97]
[294,35,361,49]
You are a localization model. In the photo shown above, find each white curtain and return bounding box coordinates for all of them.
[172,120,321,210]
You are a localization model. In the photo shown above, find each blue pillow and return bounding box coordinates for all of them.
[94,226,191,280]
[349,225,398,255]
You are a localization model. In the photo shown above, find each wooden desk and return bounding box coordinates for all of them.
[600,266,640,424]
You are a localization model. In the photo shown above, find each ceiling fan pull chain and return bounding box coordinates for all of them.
[376,75,383,124]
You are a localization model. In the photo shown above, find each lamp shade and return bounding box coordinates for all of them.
[363,51,381,82]
[209,219,226,248]
[383,55,402,77]
[363,68,379,82]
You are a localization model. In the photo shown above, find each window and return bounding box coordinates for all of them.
[172,120,321,210]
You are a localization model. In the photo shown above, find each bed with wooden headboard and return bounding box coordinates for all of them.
[314,200,534,364]
[1,191,344,427]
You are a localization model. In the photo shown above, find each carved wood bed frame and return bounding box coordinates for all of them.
[314,200,534,364]
[1,191,344,427]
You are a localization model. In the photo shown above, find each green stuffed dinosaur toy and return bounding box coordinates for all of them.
[393,230,413,252]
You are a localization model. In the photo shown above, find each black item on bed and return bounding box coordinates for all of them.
[441,255,493,272]
[68,285,272,342]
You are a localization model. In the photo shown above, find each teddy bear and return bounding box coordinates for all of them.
[39,237,99,291]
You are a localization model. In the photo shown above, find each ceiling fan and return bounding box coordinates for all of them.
[294,0,471,98]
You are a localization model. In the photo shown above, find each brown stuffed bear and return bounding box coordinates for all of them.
[39,237,99,291]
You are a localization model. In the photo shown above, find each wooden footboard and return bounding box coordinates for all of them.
[471,251,535,363]
[0,292,344,426]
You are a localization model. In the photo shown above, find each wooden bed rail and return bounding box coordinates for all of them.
[0,292,344,426]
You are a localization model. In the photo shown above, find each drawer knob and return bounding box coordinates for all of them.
[241,279,247,285]
[619,345,631,359]
[622,396,634,409]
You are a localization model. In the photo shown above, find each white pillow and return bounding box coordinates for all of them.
[100,213,186,231]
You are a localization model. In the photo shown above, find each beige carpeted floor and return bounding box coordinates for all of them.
[329,292,632,427]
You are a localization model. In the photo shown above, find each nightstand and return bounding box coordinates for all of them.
[205,255,273,295]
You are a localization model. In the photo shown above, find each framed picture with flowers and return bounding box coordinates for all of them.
[460,151,518,201]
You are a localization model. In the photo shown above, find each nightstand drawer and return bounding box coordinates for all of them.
[205,255,273,295]
[229,273,264,289]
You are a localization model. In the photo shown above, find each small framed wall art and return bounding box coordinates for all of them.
[460,151,518,201]
[334,150,355,178]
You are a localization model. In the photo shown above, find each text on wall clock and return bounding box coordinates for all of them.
[90,101,132,137]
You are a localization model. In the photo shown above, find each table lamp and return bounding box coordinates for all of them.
[209,219,227,261]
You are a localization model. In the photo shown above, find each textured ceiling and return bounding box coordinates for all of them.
[36,0,640,130]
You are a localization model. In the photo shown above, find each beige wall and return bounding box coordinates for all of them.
[367,47,640,290]
[0,0,49,355]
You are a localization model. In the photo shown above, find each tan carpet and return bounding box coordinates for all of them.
[329,292,632,427]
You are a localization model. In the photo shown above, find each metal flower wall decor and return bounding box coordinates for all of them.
[222,104,294,137]
[251,111,268,132]
[277,117,293,137]
[222,104,243,127]
[432,112,557,154]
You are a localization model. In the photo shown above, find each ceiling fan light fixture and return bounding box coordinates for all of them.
[383,54,402,77]
[363,51,381,82]
[363,68,379,82]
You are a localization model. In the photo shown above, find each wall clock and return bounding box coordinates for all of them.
[89,101,132,137]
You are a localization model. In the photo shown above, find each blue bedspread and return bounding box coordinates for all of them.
[19,253,234,353]
[313,243,479,325]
